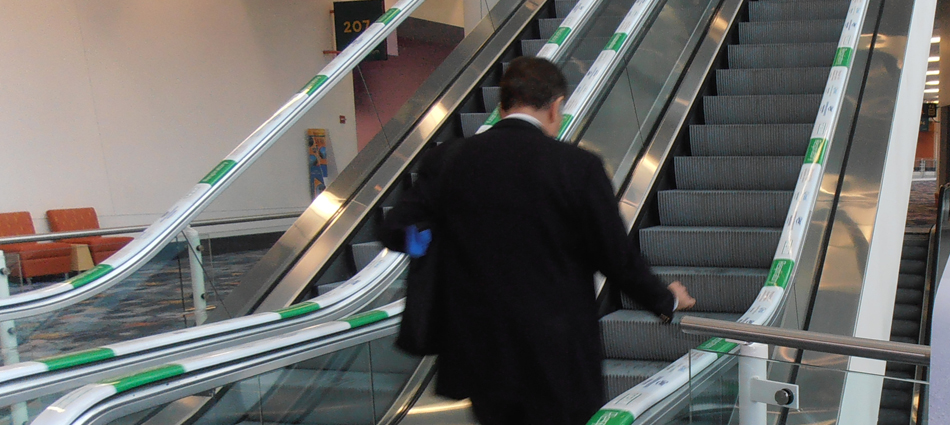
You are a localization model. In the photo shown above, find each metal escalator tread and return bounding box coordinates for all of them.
[738,20,844,44]
[689,124,813,156]
[728,43,838,68]
[599,0,843,402]
[877,232,929,424]
[749,0,850,21]
[623,267,765,313]
[716,68,831,95]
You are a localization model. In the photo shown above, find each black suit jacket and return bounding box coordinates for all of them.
[379,118,675,413]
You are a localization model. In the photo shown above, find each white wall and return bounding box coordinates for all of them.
[0,0,358,232]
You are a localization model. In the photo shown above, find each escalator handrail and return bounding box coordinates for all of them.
[0,0,427,323]
[0,249,406,408]
[589,0,873,423]
[32,300,407,425]
[473,0,608,134]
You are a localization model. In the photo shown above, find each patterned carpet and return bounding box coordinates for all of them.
[8,245,267,361]
[906,179,938,229]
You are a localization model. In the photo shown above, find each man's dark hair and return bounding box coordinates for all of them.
[499,57,568,111]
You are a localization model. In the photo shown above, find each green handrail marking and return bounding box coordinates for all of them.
[199,160,237,185]
[107,364,187,393]
[765,259,794,289]
[40,348,116,371]
[68,265,114,289]
[342,310,389,328]
[587,409,635,425]
[275,302,322,319]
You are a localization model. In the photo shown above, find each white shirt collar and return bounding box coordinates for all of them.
[503,113,543,130]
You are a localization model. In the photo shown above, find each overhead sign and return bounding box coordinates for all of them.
[923,103,938,118]
[334,0,387,61]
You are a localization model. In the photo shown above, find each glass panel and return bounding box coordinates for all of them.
[577,0,719,185]
[0,218,292,363]
[82,341,418,425]
[680,346,929,425]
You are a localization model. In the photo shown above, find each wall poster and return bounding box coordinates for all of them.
[308,129,329,199]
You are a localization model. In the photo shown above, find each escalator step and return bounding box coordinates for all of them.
[738,20,844,44]
[879,388,913,409]
[896,274,925,291]
[640,226,781,268]
[461,113,491,138]
[674,156,803,190]
[482,86,501,111]
[899,259,926,275]
[351,241,384,270]
[622,266,766,313]
[884,368,916,381]
[877,408,909,424]
[893,288,923,307]
[886,362,917,375]
[729,43,837,68]
[890,319,921,338]
[658,190,792,227]
[901,245,929,260]
[539,18,565,39]
[716,68,830,95]
[600,310,742,361]
[749,0,850,22]
[555,0,579,17]
[690,124,812,156]
[903,234,930,247]
[703,95,821,124]
[891,336,917,344]
[891,303,922,322]
[603,360,668,399]
[522,39,546,56]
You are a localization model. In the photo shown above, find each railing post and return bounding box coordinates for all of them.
[183,228,207,326]
[739,342,768,425]
[0,252,28,425]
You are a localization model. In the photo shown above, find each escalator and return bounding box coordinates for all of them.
[599,0,847,398]
[877,231,930,424]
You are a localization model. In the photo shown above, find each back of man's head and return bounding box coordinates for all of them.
[499,57,567,111]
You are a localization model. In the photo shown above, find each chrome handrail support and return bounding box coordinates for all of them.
[0,0,428,323]
[931,190,950,425]
[0,252,27,425]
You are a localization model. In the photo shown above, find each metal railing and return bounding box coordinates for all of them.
[0,211,302,245]
[680,316,930,366]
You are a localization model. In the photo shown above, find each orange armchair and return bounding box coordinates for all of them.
[46,208,133,265]
[0,212,72,280]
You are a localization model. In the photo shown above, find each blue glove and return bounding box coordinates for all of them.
[405,225,433,258]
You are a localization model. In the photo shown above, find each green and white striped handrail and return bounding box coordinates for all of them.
[0,249,404,404]
[0,0,427,323]
[32,301,405,425]
[475,0,607,134]
[587,1,870,423]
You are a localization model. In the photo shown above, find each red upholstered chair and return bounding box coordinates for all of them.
[0,211,72,280]
[46,208,133,265]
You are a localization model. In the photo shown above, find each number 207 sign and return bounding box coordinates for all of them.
[334,0,387,61]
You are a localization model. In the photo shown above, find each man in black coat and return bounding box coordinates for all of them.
[379,57,695,425]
